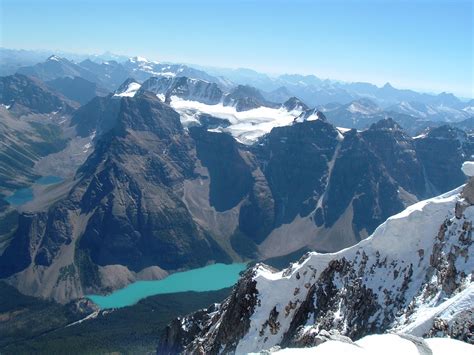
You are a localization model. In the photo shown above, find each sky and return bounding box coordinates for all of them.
[1,0,473,97]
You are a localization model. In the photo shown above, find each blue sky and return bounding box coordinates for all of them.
[1,0,473,97]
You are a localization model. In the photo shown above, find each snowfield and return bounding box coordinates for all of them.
[170,96,304,144]
[462,161,474,177]
[267,334,473,355]
[113,82,141,97]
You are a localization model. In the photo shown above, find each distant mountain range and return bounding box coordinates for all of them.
[1,48,470,135]
[3,48,472,103]
[196,64,473,107]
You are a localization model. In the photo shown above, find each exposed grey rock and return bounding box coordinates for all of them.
[462,177,474,205]
[289,328,354,348]
[157,267,259,354]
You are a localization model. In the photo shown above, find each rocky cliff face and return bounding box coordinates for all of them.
[158,175,474,354]
[139,76,224,105]
[223,85,277,111]
[361,118,426,196]
[253,118,340,227]
[415,125,473,194]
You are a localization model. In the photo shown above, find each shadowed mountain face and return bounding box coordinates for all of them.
[74,94,219,272]
[46,76,108,105]
[360,119,425,195]
[1,84,473,302]
[415,126,473,194]
[70,94,122,138]
[223,85,277,111]
[322,129,404,235]
[0,74,77,114]
[254,119,340,226]
[190,127,254,212]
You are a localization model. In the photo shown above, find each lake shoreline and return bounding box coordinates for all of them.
[86,262,247,309]
[5,175,64,206]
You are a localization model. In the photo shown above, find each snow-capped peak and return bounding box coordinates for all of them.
[47,54,62,62]
[113,79,141,97]
[129,56,149,63]
[294,109,327,123]
[282,97,309,113]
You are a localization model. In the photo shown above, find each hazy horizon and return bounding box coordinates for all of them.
[3,45,472,100]
[1,0,472,97]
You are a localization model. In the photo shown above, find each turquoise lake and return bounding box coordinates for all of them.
[87,263,247,309]
[5,175,64,206]
[5,187,34,206]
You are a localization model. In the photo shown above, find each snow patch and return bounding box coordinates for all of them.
[156,93,166,102]
[129,56,149,63]
[336,127,351,133]
[265,334,473,354]
[461,161,474,177]
[47,55,61,62]
[114,82,141,97]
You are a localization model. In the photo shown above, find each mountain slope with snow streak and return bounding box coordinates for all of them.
[158,172,474,354]
[113,79,141,97]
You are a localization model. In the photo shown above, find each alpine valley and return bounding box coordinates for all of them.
[0,49,472,354]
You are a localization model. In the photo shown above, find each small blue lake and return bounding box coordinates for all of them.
[5,187,34,206]
[87,263,247,309]
[5,175,64,206]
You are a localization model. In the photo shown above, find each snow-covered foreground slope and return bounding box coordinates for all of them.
[157,173,474,354]
[269,334,472,355]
